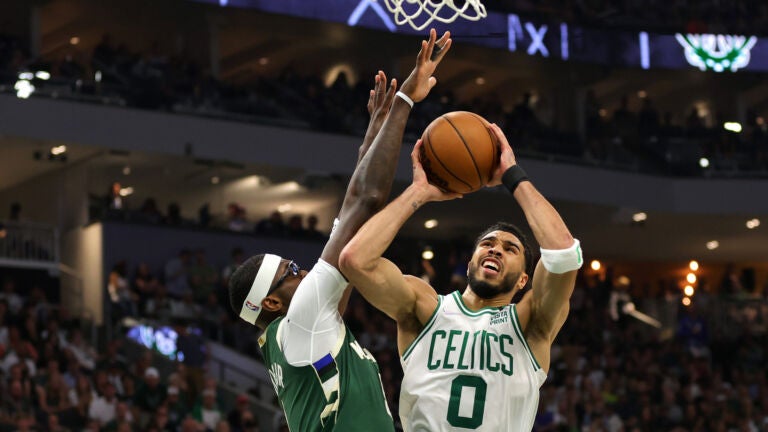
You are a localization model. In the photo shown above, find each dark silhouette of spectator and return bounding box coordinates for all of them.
[305,214,325,239]
[285,214,306,237]
[198,203,211,228]
[132,263,160,311]
[108,260,135,321]
[164,249,191,299]
[221,247,244,289]
[9,202,21,221]
[137,198,163,224]
[173,322,208,404]
[166,202,182,226]
[133,367,167,414]
[686,107,705,137]
[105,182,125,219]
[227,394,254,432]
[255,210,285,236]
[188,250,218,303]
[638,98,659,138]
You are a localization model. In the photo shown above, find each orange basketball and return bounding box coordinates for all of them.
[419,111,500,194]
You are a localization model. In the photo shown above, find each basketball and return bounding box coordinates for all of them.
[419,111,500,194]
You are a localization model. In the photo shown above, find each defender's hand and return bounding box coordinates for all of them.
[366,71,397,136]
[399,28,452,104]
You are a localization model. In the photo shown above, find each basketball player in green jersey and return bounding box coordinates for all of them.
[227,29,452,431]
[340,124,583,431]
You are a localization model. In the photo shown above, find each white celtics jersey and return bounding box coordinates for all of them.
[400,291,547,432]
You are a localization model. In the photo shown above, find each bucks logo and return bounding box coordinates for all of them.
[675,33,757,73]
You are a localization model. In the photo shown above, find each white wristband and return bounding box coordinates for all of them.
[540,239,583,274]
[395,91,414,108]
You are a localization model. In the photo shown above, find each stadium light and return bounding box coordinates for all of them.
[424,219,438,229]
[422,248,434,260]
[723,122,742,133]
[706,240,719,250]
[699,157,710,168]
[689,260,699,271]
[590,260,601,271]
[746,218,760,229]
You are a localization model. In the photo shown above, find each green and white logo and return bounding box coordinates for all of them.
[675,33,757,72]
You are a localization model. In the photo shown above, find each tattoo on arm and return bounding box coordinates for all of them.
[411,200,421,211]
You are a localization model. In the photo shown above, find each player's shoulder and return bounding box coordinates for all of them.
[403,275,439,299]
[403,275,440,325]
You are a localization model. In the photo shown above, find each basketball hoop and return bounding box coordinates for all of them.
[381,0,487,31]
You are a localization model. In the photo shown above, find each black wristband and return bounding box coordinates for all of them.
[501,165,530,193]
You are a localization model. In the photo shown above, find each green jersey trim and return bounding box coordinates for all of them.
[509,304,541,371]
[402,295,443,361]
[452,291,505,316]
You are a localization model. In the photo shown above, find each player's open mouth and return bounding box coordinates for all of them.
[481,258,500,275]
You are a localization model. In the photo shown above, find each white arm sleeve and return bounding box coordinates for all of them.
[281,259,347,367]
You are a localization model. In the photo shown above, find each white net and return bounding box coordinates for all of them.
[381,0,487,31]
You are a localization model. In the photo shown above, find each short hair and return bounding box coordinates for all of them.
[474,222,533,276]
[228,254,265,315]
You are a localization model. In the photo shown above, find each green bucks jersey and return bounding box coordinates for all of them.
[259,317,394,432]
[400,291,547,432]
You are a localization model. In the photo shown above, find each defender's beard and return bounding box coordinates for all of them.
[467,263,520,299]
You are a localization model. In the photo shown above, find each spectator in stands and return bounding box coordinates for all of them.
[138,198,164,224]
[189,250,218,303]
[108,260,136,321]
[103,401,133,431]
[88,381,118,426]
[65,328,96,371]
[227,204,248,232]
[192,388,222,431]
[35,368,71,417]
[9,202,21,221]
[201,292,228,340]
[221,247,245,290]
[46,412,70,432]
[166,385,191,428]
[147,405,174,432]
[68,374,95,424]
[172,292,201,321]
[638,98,659,138]
[285,214,306,238]
[173,322,208,403]
[254,210,284,236]
[199,204,212,228]
[165,249,192,299]
[166,202,183,226]
[105,182,125,216]
[0,279,23,315]
[226,394,253,432]
[133,367,167,415]
[305,214,325,239]
[145,285,173,321]
[2,340,37,377]
[132,262,160,312]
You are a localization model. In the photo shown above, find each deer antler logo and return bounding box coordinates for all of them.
[675,33,757,73]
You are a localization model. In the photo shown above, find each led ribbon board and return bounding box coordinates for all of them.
[675,33,758,72]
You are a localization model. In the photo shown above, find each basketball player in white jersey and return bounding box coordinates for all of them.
[340,123,583,431]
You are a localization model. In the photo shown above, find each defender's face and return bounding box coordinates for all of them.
[468,230,527,297]
[270,259,309,306]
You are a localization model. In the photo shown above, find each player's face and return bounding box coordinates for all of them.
[270,259,308,304]
[467,231,526,299]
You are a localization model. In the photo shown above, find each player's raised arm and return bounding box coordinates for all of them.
[487,123,582,343]
[321,28,452,270]
[340,141,461,323]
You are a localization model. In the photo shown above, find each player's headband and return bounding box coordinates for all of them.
[239,253,282,324]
